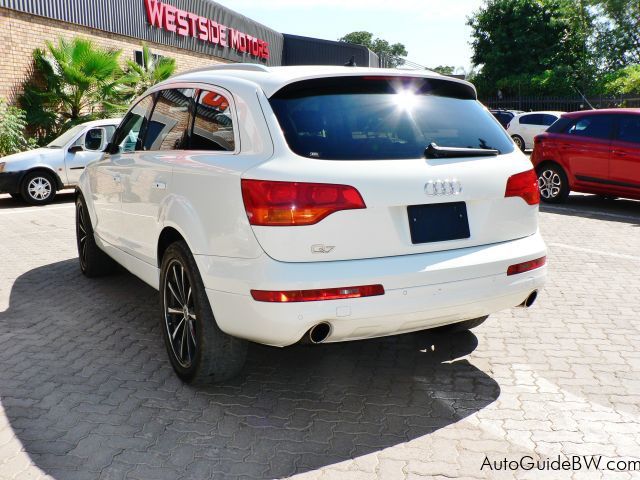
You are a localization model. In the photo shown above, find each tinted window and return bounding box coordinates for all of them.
[112,96,154,153]
[145,89,194,151]
[617,115,640,144]
[191,89,235,151]
[541,114,558,126]
[567,115,614,140]
[84,128,104,151]
[270,77,513,160]
[491,111,513,128]
[546,117,572,133]
[519,114,543,125]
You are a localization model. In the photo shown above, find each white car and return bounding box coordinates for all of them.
[0,118,121,204]
[507,111,564,151]
[76,65,547,383]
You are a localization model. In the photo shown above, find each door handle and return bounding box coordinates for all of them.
[112,174,121,183]
[153,182,167,190]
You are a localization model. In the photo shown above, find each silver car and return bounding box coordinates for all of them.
[0,118,121,205]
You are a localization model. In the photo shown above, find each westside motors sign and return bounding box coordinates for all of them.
[144,0,270,60]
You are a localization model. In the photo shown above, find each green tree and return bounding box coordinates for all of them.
[468,0,595,96]
[20,37,126,144]
[0,98,36,156]
[122,43,176,99]
[338,31,408,68]
[592,0,640,70]
[432,66,455,75]
[603,65,640,94]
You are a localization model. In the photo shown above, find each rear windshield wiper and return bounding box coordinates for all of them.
[425,142,499,159]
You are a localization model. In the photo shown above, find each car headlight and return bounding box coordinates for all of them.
[0,162,5,173]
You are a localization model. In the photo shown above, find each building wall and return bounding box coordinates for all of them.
[0,7,228,103]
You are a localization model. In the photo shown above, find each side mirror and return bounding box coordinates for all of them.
[68,145,84,154]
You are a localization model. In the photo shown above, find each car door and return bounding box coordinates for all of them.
[516,114,541,147]
[118,88,194,264]
[560,115,614,184]
[65,126,116,184]
[92,97,155,247]
[610,114,640,189]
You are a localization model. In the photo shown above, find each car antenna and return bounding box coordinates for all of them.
[574,87,595,110]
[344,56,357,67]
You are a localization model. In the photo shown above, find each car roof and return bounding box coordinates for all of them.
[81,118,122,127]
[515,111,565,117]
[162,64,477,98]
[562,108,640,118]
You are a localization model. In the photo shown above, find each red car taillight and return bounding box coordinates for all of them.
[241,179,366,226]
[251,284,385,302]
[505,169,540,205]
[507,256,546,276]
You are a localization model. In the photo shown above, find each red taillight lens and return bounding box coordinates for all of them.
[241,179,366,226]
[507,256,546,276]
[251,284,385,303]
[505,169,540,205]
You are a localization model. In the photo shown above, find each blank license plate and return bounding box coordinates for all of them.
[407,202,470,244]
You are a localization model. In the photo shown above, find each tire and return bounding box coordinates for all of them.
[511,135,525,151]
[537,164,570,203]
[160,241,247,384]
[435,316,488,334]
[9,193,21,201]
[76,195,118,277]
[21,171,57,205]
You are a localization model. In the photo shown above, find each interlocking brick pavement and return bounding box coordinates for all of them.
[0,191,639,480]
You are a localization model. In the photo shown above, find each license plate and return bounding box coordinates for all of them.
[407,202,470,244]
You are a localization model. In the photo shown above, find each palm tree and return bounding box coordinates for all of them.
[122,43,176,99]
[20,37,125,143]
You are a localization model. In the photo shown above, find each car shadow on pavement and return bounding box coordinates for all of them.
[0,191,76,210]
[540,194,640,226]
[0,259,499,480]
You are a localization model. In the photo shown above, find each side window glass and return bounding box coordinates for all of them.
[567,116,613,140]
[113,95,155,153]
[191,89,235,151]
[617,116,640,144]
[104,125,116,143]
[84,128,104,151]
[542,115,558,126]
[146,88,194,151]
[519,115,537,125]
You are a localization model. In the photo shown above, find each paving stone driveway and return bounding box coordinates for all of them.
[0,191,639,480]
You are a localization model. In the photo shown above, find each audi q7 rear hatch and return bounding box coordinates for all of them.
[242,75,538,262]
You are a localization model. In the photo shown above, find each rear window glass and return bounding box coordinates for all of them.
[269,77,514,160]
[546,117,572,133]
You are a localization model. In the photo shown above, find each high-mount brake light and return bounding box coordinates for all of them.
[505,169,540,205]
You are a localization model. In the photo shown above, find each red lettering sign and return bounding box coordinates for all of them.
[143,0,270,60]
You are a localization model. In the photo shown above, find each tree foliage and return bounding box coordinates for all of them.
[468,0,595,97]
[121,43,176,99]
[338,31,408,67]
[0,99,36,156]
[432,66,455,75]
[19,37,126,144]
[592,0,640,70]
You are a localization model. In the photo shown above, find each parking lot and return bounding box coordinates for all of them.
[0,191,638,480]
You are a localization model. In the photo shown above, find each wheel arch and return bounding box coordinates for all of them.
[534,160,571,187]
[20,167,64,191]
[157,226,189,267]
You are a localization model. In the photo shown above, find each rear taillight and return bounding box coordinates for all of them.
[241,179,366,226]
[251,284,385,302]
[506,122,511,129]
[507,256,546,276]
[505,169,540,205]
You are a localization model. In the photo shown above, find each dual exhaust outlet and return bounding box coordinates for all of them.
[303,290,538,345]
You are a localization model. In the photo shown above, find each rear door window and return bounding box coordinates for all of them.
[269,76,513,160]
[519,114,542,125]
[567,116,614,140]
[191,89,236,151]
[616,115,640,144]
[145,88,194,151]
[541,114,558,126]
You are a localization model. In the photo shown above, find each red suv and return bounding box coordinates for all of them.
[531,109,640,203]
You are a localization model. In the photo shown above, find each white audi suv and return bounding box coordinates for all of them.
[76,65,547,383]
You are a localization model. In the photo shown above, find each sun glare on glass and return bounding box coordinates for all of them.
[394,89,419,111]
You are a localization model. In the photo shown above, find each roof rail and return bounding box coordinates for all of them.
[177,63,270,76]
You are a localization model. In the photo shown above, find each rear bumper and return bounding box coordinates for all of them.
[196,231,547,347]
[0,171,24,194]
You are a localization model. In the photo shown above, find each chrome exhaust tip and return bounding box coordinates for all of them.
[308,322,332,344]
[519,290,538,308]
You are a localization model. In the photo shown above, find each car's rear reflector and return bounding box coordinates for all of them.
[505,169,540,205]
[241,179,366,226]
[251,284,385,303]
[507,256,546,276]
